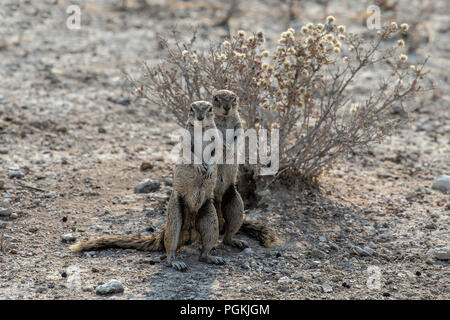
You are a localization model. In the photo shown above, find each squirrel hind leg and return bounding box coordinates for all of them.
[196,199,226,265]
[164,195,186,271]
[222,185,248,250]
[214,198,225,233]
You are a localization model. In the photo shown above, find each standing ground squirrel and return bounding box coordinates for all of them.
[70,101,225,271]
[212,90,278,248]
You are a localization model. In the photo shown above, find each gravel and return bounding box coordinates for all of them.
[0,0,448,301]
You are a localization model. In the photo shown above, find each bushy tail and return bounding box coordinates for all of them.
[69,232,164,253]
[239,217,278,248]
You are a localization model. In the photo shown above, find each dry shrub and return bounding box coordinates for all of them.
[130,17,430,182]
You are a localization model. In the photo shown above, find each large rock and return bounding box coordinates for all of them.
[432,175,450,194]
[134,179,160,194]
[95,280,124,295]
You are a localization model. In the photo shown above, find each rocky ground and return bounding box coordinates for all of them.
[0,0,448,300]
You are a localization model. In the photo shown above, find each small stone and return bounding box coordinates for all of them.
[8,170,24,179]
[82,285,94,292]
[352,245,373,257]
[82,176,93,184]
[162,177,173,186]
[426,248,450,261]
[243,248,253,255]
[95,280,124,295]
[322,284,333,293]
[310,249,327,259]
[60,233,77,242]
[0,207,12,217]
[330,243,339,250]
[363,247,375,256]
[277,276,290,284]
[0,180,4,189]
[0,148,8,154]
[140,162,154,171]
[10,212,18,219]
[55,126,68,133]
[134,179,160,194]
[36,287,47,294]
[432,175,450,194]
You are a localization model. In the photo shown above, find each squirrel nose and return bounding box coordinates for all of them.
[224,105,231,111]
[197,116,204,121]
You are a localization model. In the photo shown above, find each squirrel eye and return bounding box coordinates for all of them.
[190,106,194,112]
[213,96,219,103]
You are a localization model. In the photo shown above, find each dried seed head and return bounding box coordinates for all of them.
[399,54,408,62]
[337,25,346,33]
[400,23,409,32]
[391,22,398,31]
[182,50,189,57]
[326,16,336,24]
[238,30,246,37]
[333,47,341,54]
[397,39,405,47]
[262,50,270,58]
[317,23,324,31]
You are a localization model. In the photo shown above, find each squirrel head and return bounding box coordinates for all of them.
[212,90,238,117]
[188,100,214,127]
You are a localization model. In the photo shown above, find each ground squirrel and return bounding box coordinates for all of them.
[70,101,225,271]
[212,90,278,248]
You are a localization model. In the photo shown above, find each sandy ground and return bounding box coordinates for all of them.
[0,0,448,299]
